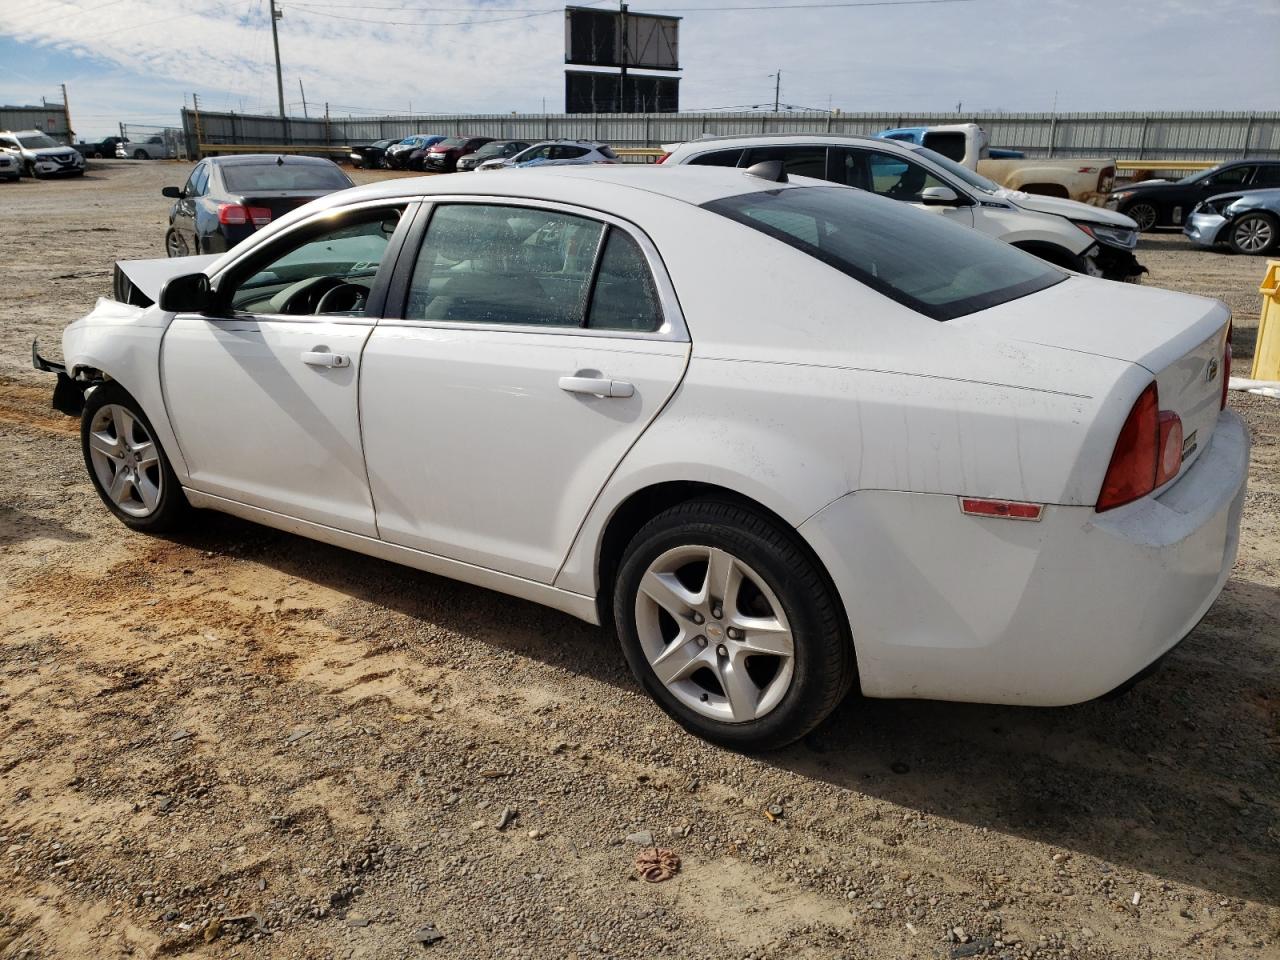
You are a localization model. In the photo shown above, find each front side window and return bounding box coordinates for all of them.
[224,206,405,316]
[703,186,1064,321]
[184,164,207,197]
[742,145,827,180]
[1204,166,1252,187]
[864,151,949,203]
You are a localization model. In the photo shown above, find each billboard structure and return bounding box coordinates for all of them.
[564,4,680,113]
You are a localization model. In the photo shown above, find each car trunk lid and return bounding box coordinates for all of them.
[235,191,330,222]
[964,275,1230,476]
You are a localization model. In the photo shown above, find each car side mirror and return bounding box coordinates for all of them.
[162,186,183,198]
[159,273,214,313]
[920,186,961,206]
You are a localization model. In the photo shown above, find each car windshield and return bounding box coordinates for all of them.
[703,186,1064,321]
[910,146,1002,195]
[18,134,59,149]
[437,138,466,148]
[472,141,509,158]
[221,162,352,192]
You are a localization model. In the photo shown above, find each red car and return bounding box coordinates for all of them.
[422,136,495,173]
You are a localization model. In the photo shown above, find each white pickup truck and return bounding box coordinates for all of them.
[116,136,176,160]
[877,123,1116,207]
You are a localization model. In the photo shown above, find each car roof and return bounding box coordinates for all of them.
[670,133,885,150]
[206,153,340,167]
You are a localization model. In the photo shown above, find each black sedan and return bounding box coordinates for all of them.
[456,139,531,172]
[161,155,354,257]
[1109,159,1280,231]
[348,139,396,169]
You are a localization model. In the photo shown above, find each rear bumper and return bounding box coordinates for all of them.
[1184,211,1227,248]
[800,410,1249,706]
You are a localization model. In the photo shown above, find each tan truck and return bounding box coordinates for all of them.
[876,123,1116,207]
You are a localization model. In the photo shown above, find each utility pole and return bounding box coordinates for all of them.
[269,0,286,119]
[60,82,74,143]
[299,78,308,118]
[618,0,629,112]
[771,70,780,112]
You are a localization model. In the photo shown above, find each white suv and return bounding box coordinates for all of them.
[0,129,86,178]
[661,135,1144,281]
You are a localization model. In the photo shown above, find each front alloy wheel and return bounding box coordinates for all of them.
[1229,213,1276,255]
[82,384,188,532]
[165,228,189,257]
[1126,202,1158,232]
[614,499,855,750]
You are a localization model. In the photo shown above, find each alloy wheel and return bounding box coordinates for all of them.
[87,403,163,518]
[1233,216,1274,254]
[1128,203,1157,232]
[634,545,795,724]
[165,230,189,257]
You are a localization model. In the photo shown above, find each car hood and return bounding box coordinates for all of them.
[1000,189,1137,227]
[28,146,77,157]
[963,274,1225,373]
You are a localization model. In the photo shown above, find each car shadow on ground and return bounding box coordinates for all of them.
[174,513,1279,907]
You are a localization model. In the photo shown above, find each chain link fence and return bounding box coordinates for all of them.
[120,124,189,160]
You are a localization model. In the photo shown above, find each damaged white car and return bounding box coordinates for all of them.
[35,164,1247,749]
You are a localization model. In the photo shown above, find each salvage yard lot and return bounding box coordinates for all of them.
[1,161,1278,959]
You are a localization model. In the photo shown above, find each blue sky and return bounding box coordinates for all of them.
[2,0,1276,140]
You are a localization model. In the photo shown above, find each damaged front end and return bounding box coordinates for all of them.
[1090,244,1149,284]
[31,339,92,416]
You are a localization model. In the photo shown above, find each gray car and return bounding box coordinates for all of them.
[1184,187,1280,255]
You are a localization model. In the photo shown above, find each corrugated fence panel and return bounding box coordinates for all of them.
[181,109,1280,161]
[1,104,72,142]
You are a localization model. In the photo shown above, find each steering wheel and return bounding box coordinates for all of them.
[271,275,347,315]
[315,282,367,314]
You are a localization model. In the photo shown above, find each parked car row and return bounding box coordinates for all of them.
[348,134,618,173]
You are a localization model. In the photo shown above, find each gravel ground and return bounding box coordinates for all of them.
[1,160,1278,960]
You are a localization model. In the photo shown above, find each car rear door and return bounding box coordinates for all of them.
[360,199,689,583]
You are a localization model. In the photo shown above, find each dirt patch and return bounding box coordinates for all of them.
[0,162,1277,959]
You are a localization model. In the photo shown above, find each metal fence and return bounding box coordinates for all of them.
[0,104,72,143]
[182,108,1280,163]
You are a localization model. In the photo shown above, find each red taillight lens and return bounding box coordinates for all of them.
[247,206,272,226]
[1156,410,1183,486]
[1097,383,1160,511]
[217,203,247,225]
[1221,322,1232,410]
[656,152,670,164]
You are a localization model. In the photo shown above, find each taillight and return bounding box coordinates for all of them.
[1221,322,1232,410]
[217,203,247,225]
[217,204,271,227]
[1097,382,1183,511]
[656,152,670,164]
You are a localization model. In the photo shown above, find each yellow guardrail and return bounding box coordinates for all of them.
[613,147,666,160]
[1254,260,1280,381]
[1115,160,1219,172]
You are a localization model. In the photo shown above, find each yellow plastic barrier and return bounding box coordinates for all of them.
[1253,260,1280,381]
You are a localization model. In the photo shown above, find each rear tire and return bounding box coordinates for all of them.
[1126,201,1158,232]
[165,228,189,257]
[1228,212,1278,255]
[133,149,147,160]
[613,499,855,751]
[81,382,189,534]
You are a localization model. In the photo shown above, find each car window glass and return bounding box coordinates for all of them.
[742,145,827,180]
[921,132,966,162]
[222,162,351,192]
[1205,166,1252,187]
[587,229,662,332]
[704,186,1063,321]
[555,146,590,160]
[225,207,405,317]
[688,149,743,167]
[1254,165,1280,187]
[407,204,605,326]
[186,165,208,197]
[866,151,948,202]
[831,149,871,190]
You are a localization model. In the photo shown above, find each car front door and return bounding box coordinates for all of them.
[174,163,207,250]
[160,201,413,536]
[360,200,689,583]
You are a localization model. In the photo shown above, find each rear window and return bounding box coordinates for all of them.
[703,186,1064,321]
[221,162,352,192]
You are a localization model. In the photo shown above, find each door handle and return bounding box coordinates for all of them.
[302,350,350,368]
[559,375,634,398]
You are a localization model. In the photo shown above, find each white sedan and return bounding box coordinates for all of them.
[37,164,1248,750]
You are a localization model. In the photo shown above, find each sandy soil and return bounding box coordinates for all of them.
[0,161,1277,960]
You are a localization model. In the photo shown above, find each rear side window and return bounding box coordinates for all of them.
[1252,165,1280,187]
[588,230,662,332]
[921,131,966,162]
[703,186,1064,321]
[742,145,827,180]
[221,162,352,192]
[688,149,743,167]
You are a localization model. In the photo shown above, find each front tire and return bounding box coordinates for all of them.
[613,499,855,750]
[133,149,147,160]
[81,383,189,533]
[1228,212,1277,255]
[165,228,189,257]
[1125,201,1158,232]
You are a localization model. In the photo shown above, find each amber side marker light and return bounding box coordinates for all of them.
[959,498,1044,521]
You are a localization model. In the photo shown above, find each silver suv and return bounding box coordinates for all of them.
[0,129,85,178]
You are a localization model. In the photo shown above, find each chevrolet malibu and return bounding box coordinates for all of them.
[34,165,1248,750]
